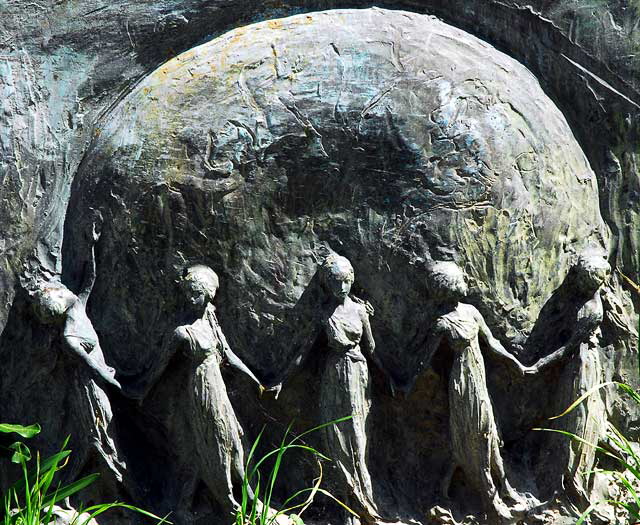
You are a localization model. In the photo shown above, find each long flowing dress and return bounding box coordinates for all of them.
[67,365,122,480]
[63,300,124,484]
[534,289,607,505]
[179,303,245,514]
[319,299,378,521]
[553,331,605,503]
[437,304,511,516]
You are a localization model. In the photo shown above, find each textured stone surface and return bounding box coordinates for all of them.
[68,7,607,354]
[1,0,639,336]
[1,2,639,525]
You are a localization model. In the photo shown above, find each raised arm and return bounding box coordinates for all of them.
[474,308,526,374]
[77,218,101,306]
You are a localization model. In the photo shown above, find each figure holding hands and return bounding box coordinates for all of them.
[528,253,611,507]
[406,261,527,521]
[273,254,385,524]
[127,264,264,518]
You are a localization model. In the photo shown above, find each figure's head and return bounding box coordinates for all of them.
[428,261,468,301]
[182,265,219,308]
[320,254,355,301]
[574,253,610,294]
[32,282,77,324]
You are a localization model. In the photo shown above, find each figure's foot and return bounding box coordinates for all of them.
[501,489,528,514]
[491,494,514,523]
[252,500,293,525]
[50,505,99,525]
[503,484,520,503]
[427,505,461,525]
[354,501,383,525]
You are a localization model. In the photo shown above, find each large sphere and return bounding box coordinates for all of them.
[66,7,607,373]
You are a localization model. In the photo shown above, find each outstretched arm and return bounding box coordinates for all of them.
[216,323,263,389]
[404,330,443,395]
[282,313,322,384]
[123,329,181,400]
[268,320,321,398]
[531,293,604,373]
[276,342,312,387]
[475,309,527,374]
[530,343,573,372]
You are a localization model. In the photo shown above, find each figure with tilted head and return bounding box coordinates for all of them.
[406,261,528,521]
[129,264,264,519]
[273,254,387,524]
[28,217,124,488]
[529,253,611,508]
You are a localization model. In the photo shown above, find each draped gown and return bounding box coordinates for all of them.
[176,303,246,514]
[58,299,124,486]
[436,303,513,518]
[319,298,379,521]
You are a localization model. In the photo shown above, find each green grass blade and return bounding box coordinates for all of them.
[618,382,640,405]
[614,472,640,509]
[261,424,293,523]
[9,443,31,465]
[606,499,640,520]
[0,424,41,438]
[313,488,359,516]
[278,458,323,519]
[41,473,100,508]
[549,382,617,420]
[8,449,71,494]
[234,417,357,525]
[250,444,329,474]
[248,475,260,525]
[575,500,601,525]
[533,428,620,461]
[80,502,172,525]
[288,416,352,446]
[244,427,265,484]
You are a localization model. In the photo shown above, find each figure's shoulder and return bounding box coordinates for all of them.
[173,325,191,342]
[458,302,482,320]
[459,302,479,313]
[434,316,448,332]
[348,295,374,317]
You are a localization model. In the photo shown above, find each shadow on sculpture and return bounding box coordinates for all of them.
[527,253,612,511]
[125,264,265,521]
[272,254,390,524]
[404,261,529,523]
[12,216,126,494]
